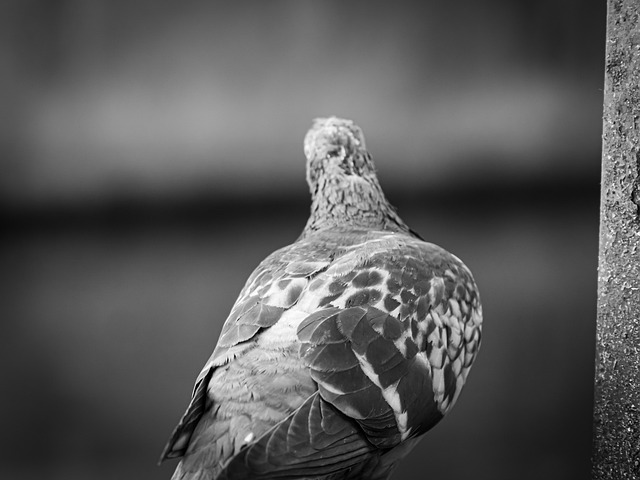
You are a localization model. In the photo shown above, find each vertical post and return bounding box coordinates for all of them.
[593,0,640,478]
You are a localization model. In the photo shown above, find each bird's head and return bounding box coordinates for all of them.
[303,117,376,194]
[301,116,409,234]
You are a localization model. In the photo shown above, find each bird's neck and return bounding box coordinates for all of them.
[301,174,409,236]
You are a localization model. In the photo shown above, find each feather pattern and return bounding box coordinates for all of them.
[161,117,482,480]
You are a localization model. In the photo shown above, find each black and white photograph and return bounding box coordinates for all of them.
[3,1,635,479]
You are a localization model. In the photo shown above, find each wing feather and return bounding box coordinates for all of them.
[217,393,375,479]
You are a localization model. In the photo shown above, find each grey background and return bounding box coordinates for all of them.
[2,1,603,479]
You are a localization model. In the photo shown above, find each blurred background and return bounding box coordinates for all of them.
[1,1,604,479]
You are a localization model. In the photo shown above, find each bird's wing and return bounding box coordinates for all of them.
[294,234,482,446]
[160,240,333,462]
[215,392,377,480]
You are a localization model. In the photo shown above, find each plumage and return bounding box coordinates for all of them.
[161,117,483,480]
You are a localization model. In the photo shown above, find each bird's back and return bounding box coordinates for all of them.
[163,228,481,479]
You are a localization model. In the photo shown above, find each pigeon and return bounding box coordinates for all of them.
[160,117,483,480]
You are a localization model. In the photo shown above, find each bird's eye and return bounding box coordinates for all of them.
[326,146,344,158]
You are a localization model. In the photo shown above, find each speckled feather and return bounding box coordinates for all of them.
[161,118,482,480]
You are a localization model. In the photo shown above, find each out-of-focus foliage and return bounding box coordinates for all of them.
[1,0,603,205]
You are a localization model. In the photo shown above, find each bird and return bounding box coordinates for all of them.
[160,117,483,480]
